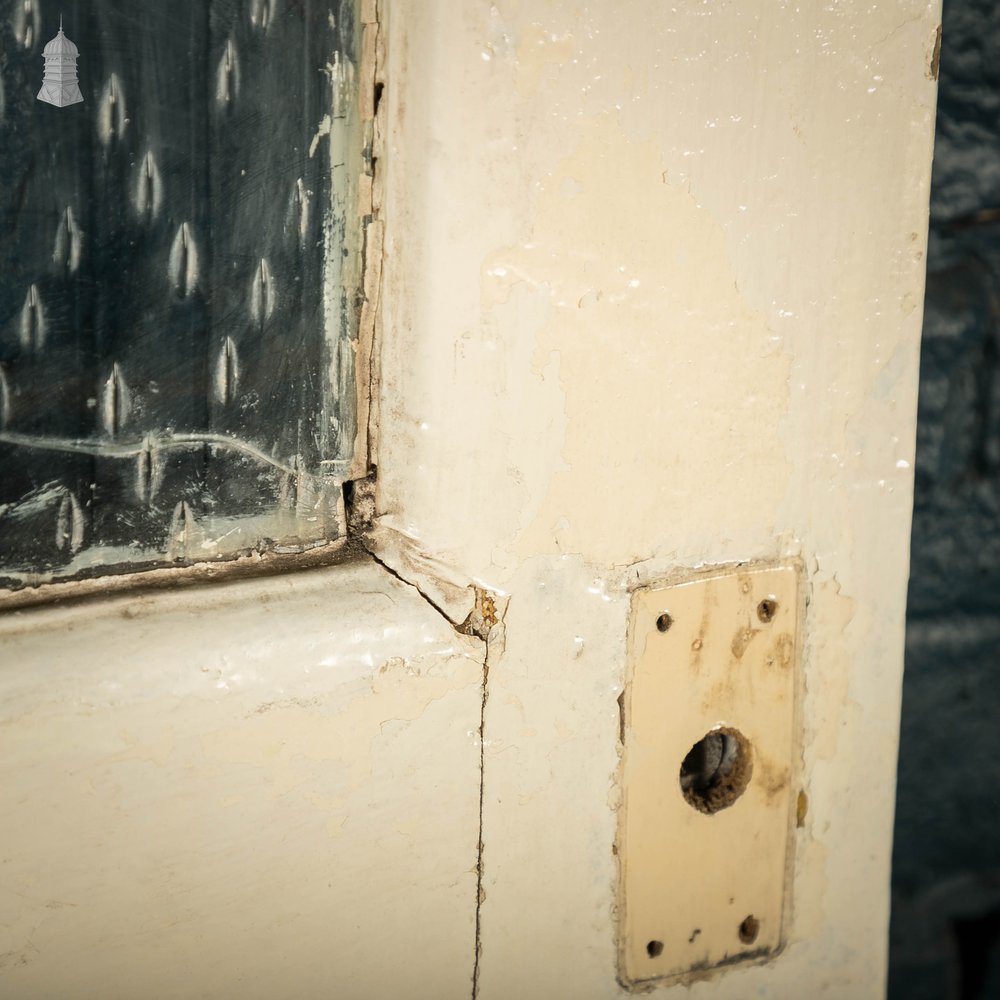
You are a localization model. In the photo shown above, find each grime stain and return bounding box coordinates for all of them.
[766,632,795,669]
[731,624,758,659]
[690,588,712,668]
[754,758,790,805]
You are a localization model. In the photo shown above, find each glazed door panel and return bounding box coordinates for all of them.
[0,0,363,588]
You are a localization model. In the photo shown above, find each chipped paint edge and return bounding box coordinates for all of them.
[353,0,385,477]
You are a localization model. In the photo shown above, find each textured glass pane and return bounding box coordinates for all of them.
[0,0,364,588]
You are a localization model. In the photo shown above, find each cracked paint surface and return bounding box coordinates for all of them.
[0,559,484,998]
[0,0,940,997]
[376,2,939,997]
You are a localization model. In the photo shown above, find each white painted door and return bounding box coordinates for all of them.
[1,2,941,998]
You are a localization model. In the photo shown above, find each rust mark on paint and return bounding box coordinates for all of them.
[459,587,502,640]
[754,757,790,805]
[731,624,758,659]
[929,24,942,81]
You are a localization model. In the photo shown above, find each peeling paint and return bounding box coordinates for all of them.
[360,516,507,641]
[376,2,939,997]
[0,1,940,997]
[0,560,484,998]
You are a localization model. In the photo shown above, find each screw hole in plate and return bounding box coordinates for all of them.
[738,914,760,944]
[756,598,777,623]
[656,612,673,633]
[646,939,664,958]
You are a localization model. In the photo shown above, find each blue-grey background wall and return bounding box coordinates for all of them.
[890,2,1000,997]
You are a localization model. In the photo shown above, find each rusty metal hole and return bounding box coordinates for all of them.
[739,914,760,944]
[756,598,778,623]
[679,727,753,814]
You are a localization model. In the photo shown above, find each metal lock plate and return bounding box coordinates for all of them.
[619,563,800,984]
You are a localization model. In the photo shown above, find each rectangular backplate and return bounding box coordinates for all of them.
[618,563,800,986]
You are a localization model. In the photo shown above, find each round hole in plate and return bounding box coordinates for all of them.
[757,598,778,623]
[679,727,753,814]
[739,914,760,945]
[656,612,673,633]
[646,940,664,958]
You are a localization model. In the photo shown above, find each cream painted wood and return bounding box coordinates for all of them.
[0,1,938,997]
[377,2,939,997]
[0,562,483,999]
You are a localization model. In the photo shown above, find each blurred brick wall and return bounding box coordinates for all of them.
[890,2,1000,997]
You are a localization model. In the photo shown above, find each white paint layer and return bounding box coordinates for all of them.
[0,1,939,997]
[0,562,483,998]
[376,2,939,996]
